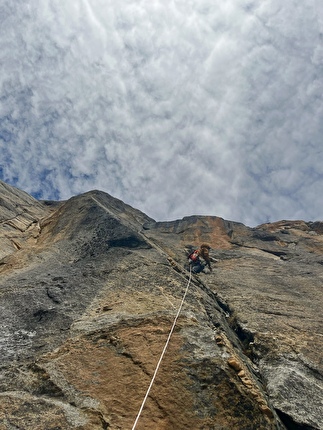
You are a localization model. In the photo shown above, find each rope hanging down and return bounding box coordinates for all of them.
[131,267,193,430]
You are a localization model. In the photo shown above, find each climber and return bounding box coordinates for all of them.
[188,243,213,273]
[199,243,212,271]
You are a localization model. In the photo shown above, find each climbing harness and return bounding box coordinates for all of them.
[131,266,193,430]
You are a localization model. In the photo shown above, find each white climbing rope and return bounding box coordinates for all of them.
[131,266,193,430]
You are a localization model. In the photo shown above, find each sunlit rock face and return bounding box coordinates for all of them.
[0,179,322,430]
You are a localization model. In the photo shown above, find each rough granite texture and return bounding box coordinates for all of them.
[0,179,322,430]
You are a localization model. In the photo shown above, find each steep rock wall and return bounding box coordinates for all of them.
[0,182,322,430]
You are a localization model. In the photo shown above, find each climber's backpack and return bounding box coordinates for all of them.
[188,250,199,263]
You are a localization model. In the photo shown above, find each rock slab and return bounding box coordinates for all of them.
[0,180,322,429]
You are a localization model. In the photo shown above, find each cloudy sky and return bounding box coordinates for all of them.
[1,0,323,226]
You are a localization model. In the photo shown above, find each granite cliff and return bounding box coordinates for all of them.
[0,179,322,430]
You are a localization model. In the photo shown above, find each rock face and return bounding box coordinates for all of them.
[0,179,322,430]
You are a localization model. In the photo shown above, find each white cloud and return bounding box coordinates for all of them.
[1,0,323,226]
